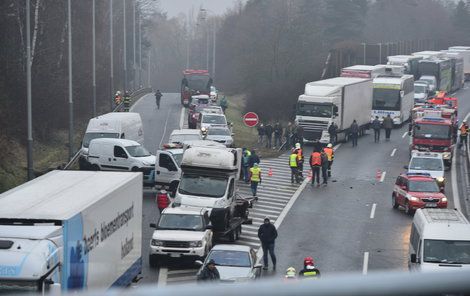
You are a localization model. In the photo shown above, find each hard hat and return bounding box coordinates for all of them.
[285,267,296,278]
[295,143,301,149]
[304,256,314,266]
[327,143,333,148]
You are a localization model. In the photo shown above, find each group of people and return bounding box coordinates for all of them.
[241,148,262,197]
[257,122,304,150]
[371,114,394,143]
[285,257,321,280]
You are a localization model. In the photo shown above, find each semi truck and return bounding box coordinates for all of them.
[180,69,213,107]
[295,77,373,143]
[340,65,385,79]
[418,58,452,92]
[0,171,143,293]
[440,51,464,92]
[448,46,470,81]
[387,55,422,79]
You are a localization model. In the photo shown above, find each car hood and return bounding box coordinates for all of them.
[409,191,445,199]
[138,155,156,165]
[414,93,426,99]
[206,135,232,142]
[153,230,206,241]
[216,266,253,281]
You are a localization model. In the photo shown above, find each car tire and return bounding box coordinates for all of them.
[392,194,399,209]
[91,164,100,171]
[149,254,158,268]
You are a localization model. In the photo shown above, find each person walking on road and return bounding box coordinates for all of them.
[274,122,283,149]
[383,114,393,141]
[350,120,359,147]
[323,143,334,177]
[219,96,228,114]
[265,123,273,148]
[156,189,169,213]
[459,121,469,149]
[372,116,381,143]
[249,163,262,198]
[257,124,265,145]
[328,122,338,145]
[258,217,278,270]
[197,259,220,282]
[309,148,322,187]
[155,89,162,109]
[298,257,321,279]
[320,149,329,185]
[248,149,260,168]
[289,149,300,184]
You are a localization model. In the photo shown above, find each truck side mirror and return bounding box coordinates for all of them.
[404,165,409,169]
[410,253,417,263]
[194,260,204,267]
[149,223,157,228]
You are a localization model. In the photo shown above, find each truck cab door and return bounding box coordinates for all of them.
[156,151,179,185]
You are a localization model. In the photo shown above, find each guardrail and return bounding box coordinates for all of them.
[63,88,152,170]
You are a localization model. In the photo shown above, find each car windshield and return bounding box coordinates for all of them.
[423,239,470,264]
[296,102,332,118]
[158,214,204,231]
[203,115,227,125]
[414,85,426,93]
[414,124,451,140]
[208,129,231,136]
[125,145,151,157]
[178,174,228,198]
[410,157,443,171]
[408,180,439,192]
[170,134,202,143]
[207,250,251,267]
[196,98,209,105]
[82,132,119,148]
[372,88,401,111]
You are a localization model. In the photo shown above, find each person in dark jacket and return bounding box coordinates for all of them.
[383,114,394,141]
[350,120,359,147]
[197,259,220,282]
[264,123,273,148]
[257,124,265,145]
[328,123,338,145]
[258,217,277,270]
[248,149,260,168]
[274,122,283,148]
[320,150,329,185]
[371,116,381,143]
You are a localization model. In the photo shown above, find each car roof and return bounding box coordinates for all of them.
[170,129,202,136]
[211,244,251,252]
[410,151,443,159]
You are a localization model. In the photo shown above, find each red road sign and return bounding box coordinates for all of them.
[243,112,259,127]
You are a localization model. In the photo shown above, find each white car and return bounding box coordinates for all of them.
[169,129,203,145]
[206,127,234,147]
[407,151,445,189]
[198,112,228,130]
[414,82,429,104]
[210,86,219,102]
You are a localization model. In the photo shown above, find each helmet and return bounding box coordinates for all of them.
[327,143,333,148]
[304,256,314,267]
[295,143,301,149]
[285,267,296,278]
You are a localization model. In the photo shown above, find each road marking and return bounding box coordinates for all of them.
[402,132,407,138]
[370,203,377,219]
[333,143,341,151]
[158,105,173,149]
[179,106,185,129]
[390,148,397,157]
[362,252,369,275]
[380,171,386,182]
[158,267,168,286]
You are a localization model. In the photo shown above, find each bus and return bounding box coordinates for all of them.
[418,59,452,92]
[371,74,414,126]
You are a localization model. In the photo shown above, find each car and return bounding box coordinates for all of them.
[202,105,224,114]
[188,95,211,128]
[168,129,203,145]
[198,112,228,130]
[414,82,429,104]
[392,173,448,215]
[195,244,262,282]
[406,151,445,191]
[210,86,219,102]
[206,127,234,147]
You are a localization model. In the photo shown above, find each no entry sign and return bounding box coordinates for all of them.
[243,112,259,127]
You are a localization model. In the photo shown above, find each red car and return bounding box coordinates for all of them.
[392,173,447,215]
[188,95,210,129]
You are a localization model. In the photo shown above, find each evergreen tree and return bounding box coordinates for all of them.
[453,0,470,35]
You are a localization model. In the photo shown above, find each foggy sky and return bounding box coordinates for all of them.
[159,0,243,17]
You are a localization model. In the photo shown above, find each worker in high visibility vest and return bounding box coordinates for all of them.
[323,143,335,177]
[298,257,321,279]
[295,143,304,179]
[249,163,262,198]
[309,148,322,187]
[459,121,469,149]
[289,149,300,184]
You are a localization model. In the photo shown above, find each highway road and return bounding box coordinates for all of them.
[131,85,470,286]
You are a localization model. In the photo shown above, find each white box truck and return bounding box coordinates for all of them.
[295,77,373,143]
[448,46,470,81]
[0,171,142,293]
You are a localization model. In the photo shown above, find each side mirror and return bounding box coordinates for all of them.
[194,260,204,267]
[404,165,409,169]
[254,264,263,269]
[410,253,417,263]
[150,223,157,228]
[205,224,213,230]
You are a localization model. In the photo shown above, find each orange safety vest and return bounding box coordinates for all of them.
[323,147,334,161]
[296,148,303,161]
[310,152,321,166]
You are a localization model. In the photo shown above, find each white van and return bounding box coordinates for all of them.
[88,138,155,184]
[81,112,144,155]
[409,209,470,272]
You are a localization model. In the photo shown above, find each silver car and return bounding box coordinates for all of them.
[206,127,234,147]
[195,244,262,282]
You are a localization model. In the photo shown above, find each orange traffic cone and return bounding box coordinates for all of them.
[307,170,312,180]
[268,168,273,177]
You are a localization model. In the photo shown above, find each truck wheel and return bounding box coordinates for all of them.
[91,164,100,171]
[149,255,158,268]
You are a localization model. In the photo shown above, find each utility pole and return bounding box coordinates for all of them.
[26,0,34,180]
[133,0,136,90]
[147,50,151,88]
[138,14,142,87]
[123,0,127,92]
[92,0,97,117]
[67,0,74,160]
[110,0,114,110]
[212,20,216,79]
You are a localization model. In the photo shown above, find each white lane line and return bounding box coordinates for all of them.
[179,106,185,129]
[390,148,397,157]
[370,203,377,219]
[333,143,341,151]
[158,105,173,149]
[380,171,386,182]
[362,252,369,275]
[157,267,168,287]
[402,131,407,138]
[129,93,150,112]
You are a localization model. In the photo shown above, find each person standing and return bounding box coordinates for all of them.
[197,259,220,282]
[295,143,304,179]
[383,114,393,141]
[249,163,262,198]
[350,120,359,147]
[328,122,338,145]
[289,149,300,184]
[258,217,278,270]
[285,122,293,149]
[320,149,329,186]
[323,143,334,177]
[156,189,169,213]
[309,148,322,187]
[242,148,251,183]
[459,120,469,149]
[264,123,273,148]
[155,89,162,109]
[371,116,381,143]
[274,122,283,149]
[219,96,228,114]
[257,124,265,145]
[248,149,260,168]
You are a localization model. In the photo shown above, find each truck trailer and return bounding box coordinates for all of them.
[448,46,470,81]
[0,171,143,293]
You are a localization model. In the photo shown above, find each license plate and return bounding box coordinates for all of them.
[425,203,437,208]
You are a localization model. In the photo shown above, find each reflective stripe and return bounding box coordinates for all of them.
[250,167,261,182]
[289,154,298,167]
[302,271,318,276]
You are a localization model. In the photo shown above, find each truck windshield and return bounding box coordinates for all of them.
[423,239,470,264]
[372,88,401,111]
[414,85,426,94]
[178,174,228,198]
[187,75,211,92]
[408,180,439,192]
[296,102,332,118]
[158,214,204,231]
[414,124,451,140]
[171,153,184,165]
[82,132,119,148]
[409,158,443,171]
[125,145,151,157]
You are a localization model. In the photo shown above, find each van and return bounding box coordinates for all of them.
[409,209,470,272]
[81,112,144,155]
[87,138,155,184]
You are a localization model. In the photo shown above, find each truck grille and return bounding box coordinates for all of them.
[415,144,448,151]
[163,241,189,248]
[298,120,329,141]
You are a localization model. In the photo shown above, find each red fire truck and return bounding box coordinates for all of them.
[180,69,213,107]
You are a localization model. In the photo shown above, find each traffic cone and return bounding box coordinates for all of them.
[268,168,273,177]
[307,170,312,180]
[375,170,382,181]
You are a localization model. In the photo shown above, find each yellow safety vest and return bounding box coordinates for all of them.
[289,154,298,168]
[323,148,334,161]
[250,167,261,182]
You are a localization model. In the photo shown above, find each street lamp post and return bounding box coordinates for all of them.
[110,0,114,110]
[199,8,216,79]
[25,0,34,180]
[67,0,74,160]
[133,1,136,90]
[123,0,127,92]
[92,0,96,117]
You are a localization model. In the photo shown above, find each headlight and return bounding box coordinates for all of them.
[408,196,420,202]
[442,152,451,159]
[442,197,448,202]
[436,177,445,183]
[151,239,163,247]
[189,241,203,248]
